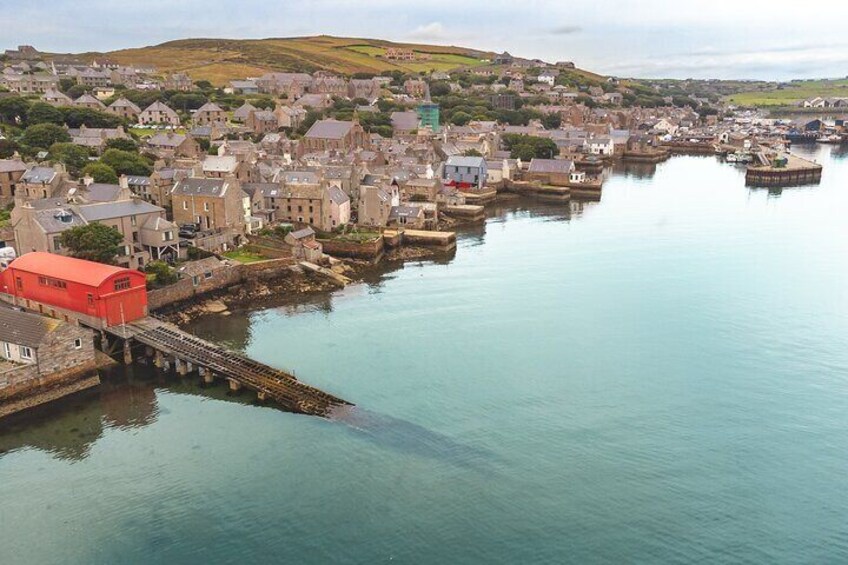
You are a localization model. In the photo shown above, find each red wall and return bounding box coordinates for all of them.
[1,268,148,327]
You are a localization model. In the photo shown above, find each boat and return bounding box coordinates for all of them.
[817,134,844,145]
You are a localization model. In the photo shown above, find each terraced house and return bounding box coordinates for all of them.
[171,177,246,235]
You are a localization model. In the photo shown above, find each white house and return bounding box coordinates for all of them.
[586,137,614,156]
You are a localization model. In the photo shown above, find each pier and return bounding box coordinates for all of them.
[104,317,351,418]
[745,153,823,187]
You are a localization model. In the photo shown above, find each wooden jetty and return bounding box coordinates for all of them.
[104,317,351,418]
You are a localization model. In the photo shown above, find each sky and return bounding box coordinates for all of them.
[5,0,848,80]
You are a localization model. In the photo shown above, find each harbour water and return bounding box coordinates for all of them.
[2,145,848,564]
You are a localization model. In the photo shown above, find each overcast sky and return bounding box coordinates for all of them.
[5,0,848,80]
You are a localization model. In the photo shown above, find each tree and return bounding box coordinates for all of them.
[58,78,76,93]
[429,81,451,97]
[27,102,64,126]
[104,137,138,152]
[59,223,124,264]
[50,143,92,175]
[0,139,19,159]
[66,84,88,99]
[450,111,472,126]
[100,148,152,176]
[502,134,559,160]
[463,149,483,157]
[144,260,178,287]
[82,162,118,184]
[61,107,122,128]
[0,96,30,124]
[542,112,562,130]
[21,123,71,150]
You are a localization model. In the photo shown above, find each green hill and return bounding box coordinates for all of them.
[74,36,499,85]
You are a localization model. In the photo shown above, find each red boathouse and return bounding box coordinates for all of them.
[0,252,148,329]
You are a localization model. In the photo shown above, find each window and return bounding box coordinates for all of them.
[163,231,174,242]
[74,338,82,350]
[182,201,188,210]
[204,271,213,280]
[20,346,33,360]
[204,202,209,212]
[131,215,137,227]
[87,293,94,307]
[114,277,131,291]
[38,276,67,289]
[192,275,200,286]
[4,343,10,359]
[15,277,22,291]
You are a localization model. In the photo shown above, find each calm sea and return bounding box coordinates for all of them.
[2,145,848,564]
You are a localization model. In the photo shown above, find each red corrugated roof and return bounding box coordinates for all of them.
[8,252,138,287]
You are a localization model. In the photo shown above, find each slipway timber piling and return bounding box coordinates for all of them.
[101,317,351,418]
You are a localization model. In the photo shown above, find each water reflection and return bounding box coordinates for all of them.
[0,366,159,461]
[332,406,502,473]
[610,159,660,179]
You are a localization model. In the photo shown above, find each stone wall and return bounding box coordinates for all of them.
[147,257,296,310]
[318,236,384,260]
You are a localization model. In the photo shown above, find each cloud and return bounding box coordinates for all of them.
[407,22,448,41]
[550,25,582,35]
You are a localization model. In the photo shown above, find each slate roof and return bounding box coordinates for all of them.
[0,304,60,348]
[109,97,141,112]
[289,227,315,240]
[326,185,349,205]
[304,119,354,140]
[0,159,26,174]
[33,208,85,233]
[141,101,178,116]
[444,156,486,168]
[148,133,187,147]
[83,183,123,202]
[391,111,420,131]
[77,199,163,221]
[233,102,257,121]
[125,175,150,187]
[141,215,176,231]
[172,178,229,197]
[527,159,574,173]
[177,256,226,277]
[75,93,106,108]
[196,102,224,113]
[21,167,57,184]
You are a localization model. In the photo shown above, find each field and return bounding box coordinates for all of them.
[75,36,494,85]
[727,79,848,107]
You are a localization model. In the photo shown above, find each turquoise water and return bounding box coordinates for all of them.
[2,146,848,564]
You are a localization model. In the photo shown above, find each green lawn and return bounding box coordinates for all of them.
[222,250,266,263]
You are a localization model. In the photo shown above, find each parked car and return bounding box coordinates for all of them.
[178,224,198,239]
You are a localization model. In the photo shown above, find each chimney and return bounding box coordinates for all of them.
[119,174,129,189]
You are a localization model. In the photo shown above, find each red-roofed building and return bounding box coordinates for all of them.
[0,252,148,329]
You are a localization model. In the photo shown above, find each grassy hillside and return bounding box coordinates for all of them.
[727,78,848,107]
[79,36,496,85]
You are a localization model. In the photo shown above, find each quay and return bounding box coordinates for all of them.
[384,228,457,250]
[746,153,823,187]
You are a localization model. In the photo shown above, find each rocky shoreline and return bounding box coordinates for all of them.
[157,245,450,326]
